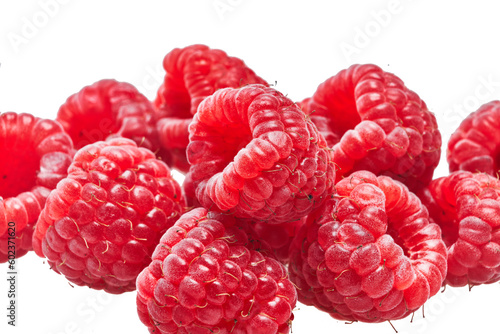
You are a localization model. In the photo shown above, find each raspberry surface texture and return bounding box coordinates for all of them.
[248,218,304,264]
[186,84,335,224]
[288,171,447,322]
[156,117,192,173]
[136,207,297,334]
[32,137,185,293]
[418,171,500,287]
[0,112,74,262]
[447,100,500,175]
[302,64,441,191]
[155,44,268,173]
[56,79,168,164]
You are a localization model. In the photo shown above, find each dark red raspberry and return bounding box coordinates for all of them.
[288,171,447,322]
[56,79,169,164]
[155,44,268,173]
[248,218,304,264]
[418,171,500,287]
[447,100,500,175]
[186,84,335,224]
[302,64,441,191]
[182,172,200,209]
[32,137,185,294]
[0,112,73,262]
[136,207,297,334]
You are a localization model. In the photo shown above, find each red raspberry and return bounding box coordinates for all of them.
[182,172,201,209]
[0,112,73,262]
[155,44,268,173]
[302,64,441,191]
[156,117,192,173]
[248,218,304,264]
[186,84,335,224]
[447,100,500,175]
[288,171,447,322]
[136,207,297,334]
[56,79,169,164]
[32,137,185,293]
[418,171,500,287]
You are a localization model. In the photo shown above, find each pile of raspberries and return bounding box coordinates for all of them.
[2,43,500,333]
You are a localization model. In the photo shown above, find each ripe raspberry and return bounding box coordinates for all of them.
[0,112,73,262]
[182,172,201,209]
[136,207,297,334]
[155,44,268,173]
[56,79,169,164]
[186,84,335,224]
[32,137,185,293]
[288,171,447,322]
[156,117,192,173]
[447,100,500,175]
[302,64,441,191]
[248,218,304,264]
[418,171,500,287]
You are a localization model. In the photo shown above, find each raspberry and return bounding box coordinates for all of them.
[302,64,441,191]
[56,79,169,164]
[447,100,500,175]
[0,112,73,262]
[248,218,304,264]
[418,171,500,287]
[32,137,185,293]
[156,117,192,173]
[182,172,201,209]
[136,207,297,334]
[186,84,335,224]
[288,171,447,322]
[155,44,268,173]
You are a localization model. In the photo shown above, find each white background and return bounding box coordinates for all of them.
[1,1,500,333]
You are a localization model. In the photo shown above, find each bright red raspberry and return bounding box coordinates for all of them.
[0,112,73,262]
[186,84,335,224]
[136,207,297,334]
[155,44,268,173]
[56,79,169,164]
[418,171,500,287]
[288,171,447,322]
[302,64,441,191]
[447,100,500,175]
[156,117,192,173]
[32,137,185,294]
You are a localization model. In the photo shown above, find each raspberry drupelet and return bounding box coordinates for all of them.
[186,84,335,224]
[288,171,448,322]
[32,137,185,293]
[301,64,441,191]
[0,112,74,262]
[418,171,500,287]
[136,207,297,334]
[155,44,268,173]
